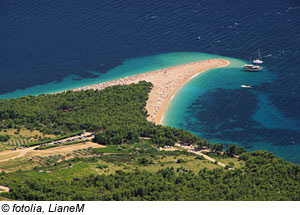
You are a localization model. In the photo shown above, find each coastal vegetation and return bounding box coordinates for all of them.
[0,81,299,201]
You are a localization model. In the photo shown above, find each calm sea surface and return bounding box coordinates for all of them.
[1,1,300,162]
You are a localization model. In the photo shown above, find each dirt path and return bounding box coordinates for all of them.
[175,144,231,169]
[34,141,104,155]
[189,149,226,168]
[0,148,33,163]
[0,141,104,164]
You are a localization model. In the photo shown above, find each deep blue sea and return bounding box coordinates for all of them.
[1,0,300,163]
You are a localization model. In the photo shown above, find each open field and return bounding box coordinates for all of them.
[0,157,35,172]
[0,148,33,163]
[136,154,218,173]
[0,152,20,161]
[91,155,219,175]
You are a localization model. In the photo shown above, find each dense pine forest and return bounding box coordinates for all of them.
[0,82,299,201]
[0,81,152,135]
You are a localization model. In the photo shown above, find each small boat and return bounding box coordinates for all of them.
[253,49,263,64]
[253,59,263,64]
[241,85,251,88]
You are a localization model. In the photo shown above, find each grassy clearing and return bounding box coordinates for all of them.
[0,157,37,172]
[218,157,244,168]
[30,162,96,181]
[0,152,20,161]
[93,161,124,175]
[138,155,217,173]
[200,151,244,168]
[91,154,219,175]
[0,161,96,184]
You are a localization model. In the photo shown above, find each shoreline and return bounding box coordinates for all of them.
[157,60,230,125]
[71,58,230,124]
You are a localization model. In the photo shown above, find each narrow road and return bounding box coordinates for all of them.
[0,148,33,163]
[176,144,232,169]
[188,149,226,168]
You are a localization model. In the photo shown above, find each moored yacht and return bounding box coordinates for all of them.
[242,64,263,72]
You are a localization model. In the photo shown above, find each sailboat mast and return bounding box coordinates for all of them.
[258,49,262,60]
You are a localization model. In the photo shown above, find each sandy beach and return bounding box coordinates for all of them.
[73,58,229,124]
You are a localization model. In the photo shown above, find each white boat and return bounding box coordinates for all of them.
[242,64,263,72]
[253,49,263,64]
[253,59,263,64]
[241,85,251,88]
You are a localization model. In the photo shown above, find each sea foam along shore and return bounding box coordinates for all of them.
[72,58,230,124]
